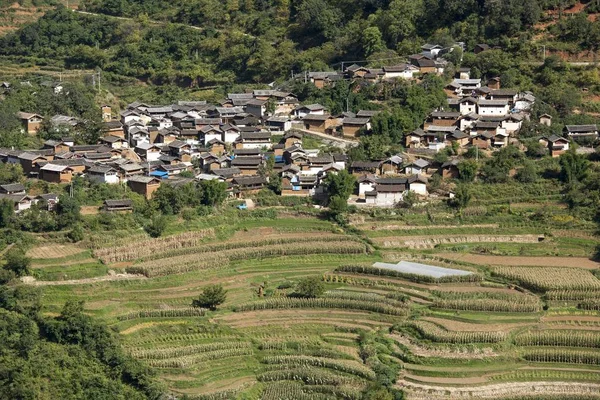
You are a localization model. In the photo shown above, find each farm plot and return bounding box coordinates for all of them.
[435,253,600,269]
[492,266,600,291]
[26,244,87,259]
[372,261,474,278]
[374,234,543,249]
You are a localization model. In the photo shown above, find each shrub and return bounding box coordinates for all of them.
[295,276,325,298]
[192,284,227,310]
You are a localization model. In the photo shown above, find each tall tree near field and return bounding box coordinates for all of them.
[324,170,356,203]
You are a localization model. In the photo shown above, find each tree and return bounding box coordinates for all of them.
[398,190,417,208]
[457,160,478,182]
[144,214,167,238]
[560,150,589,184]
[3,249,31,277]
[55,195,81,229]
[295,276,324,298]
[199,179,227,206]
[152,184,183,215]
[363,26,385,57]
[192,284,227,310]
[0,199,14,228]
[324,170,356,203]
[450,184,471,209]
[516,161,538,183]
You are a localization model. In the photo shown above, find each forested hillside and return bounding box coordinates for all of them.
[0,284,163,399]
[2,1,600,86]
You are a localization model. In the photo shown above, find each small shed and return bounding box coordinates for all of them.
[103,199,133,212]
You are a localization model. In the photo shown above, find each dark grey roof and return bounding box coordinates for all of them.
[351,161,380,169]
[232,175,267,186]
[213,167,242,178]
[240,131,271,140]
[231,157,263,167]
[104,199,133,207]
[0,183,25,193]
[565,125,598,133]
[343,117,370,125]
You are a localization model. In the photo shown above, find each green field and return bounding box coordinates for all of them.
[26,202,600,399]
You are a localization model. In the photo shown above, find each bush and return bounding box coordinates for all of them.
[294,276,325,298]
[144,215,167,238]
[67,224,85,242]
[192,284,227,310]
[3,249,31,277]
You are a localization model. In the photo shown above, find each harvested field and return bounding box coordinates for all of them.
[401,381,600,399]
[375,234,543,249]
[22,272,145,286]
[422,317,530,332]
[436,252,600,269]
[27,244,86,259]
[355,223,499,231]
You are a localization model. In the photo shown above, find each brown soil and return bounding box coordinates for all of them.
[80,206,100,215]
[422,317,530,333]
[435,253,600,269]
[376,234,542,249]
[403,374,489,385]
[22,272,146,286]
[27,244,85,259]
[400,381,600,399]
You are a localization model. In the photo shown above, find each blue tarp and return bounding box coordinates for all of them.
[150,170,169,179]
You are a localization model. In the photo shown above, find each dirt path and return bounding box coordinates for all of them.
[22,272,146,286]
[435,253,600,269]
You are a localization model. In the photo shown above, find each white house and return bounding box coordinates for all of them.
[358,175,377,196]
[201,125,224,144]
[407,175,428,195]
[502,113,524,134]
[222,124,241,143]
[404,159,429,175]
[87,165,120,184]
[477,99,509,116]
[266,117,292,133]
[293,104,325,119]
[135,143,162,162]
[459,97,478,115]
[0,193,32,213]
[382,64,420,80]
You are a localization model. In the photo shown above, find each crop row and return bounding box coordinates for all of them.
[257,367,358,385]
[403,321,507,343]
[514,330,600,348]
[545,290,600,301]
[145,347,254,368]
[322,290,408,308]
[129,341,252,359]
[322,274,431,300]
[262,355,375,380]
[136,234,356,262]
[335,265,481,284]
[117,307,206,321]
[233,297,408,316]
[94,229,214,263]
[433,298,542,312]
[492,266,600,292]
[128,241,367,277]
[522,348,600,365]
[262,382,362,400]
[432,290,539,302]
[577,300,600,311]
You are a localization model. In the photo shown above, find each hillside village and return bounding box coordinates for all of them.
[2,43,600,213]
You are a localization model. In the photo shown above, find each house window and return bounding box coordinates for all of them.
[292,186,301,191]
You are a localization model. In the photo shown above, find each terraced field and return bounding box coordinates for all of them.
[27,205,600,399]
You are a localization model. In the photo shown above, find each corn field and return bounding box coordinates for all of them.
[261,382,348,400]
[145,347,254,368]
[128,240,367,277]
[335,265,481,284]
[136,234,358,262]
[257,367,357,385]
[492,266,600,291]
[403,321,507,343]
[514,330,600,348]
[431,290,542,313]
[94,229,214,263]
[117,307,206,321]
[322,274,431,301]
[323,290,409,308]
[577,300,600,311]
[262,355,376,380]
[128,341,252,359]
[233,297,409,316]
[183,389,242,400]
[522,348,600,365]
[545,290,600,301]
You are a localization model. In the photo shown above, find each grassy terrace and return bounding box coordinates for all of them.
[26,202,600,399]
